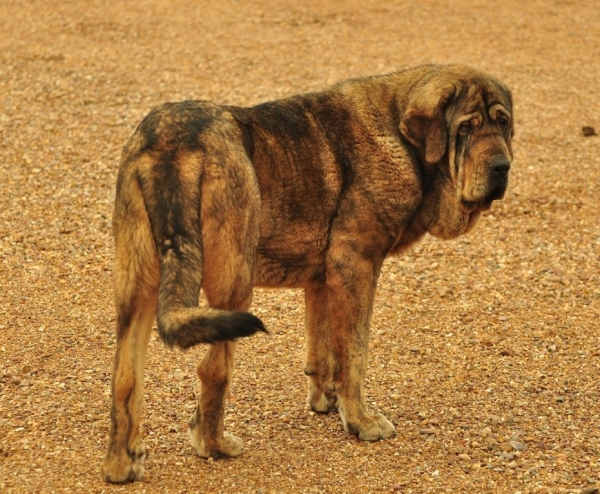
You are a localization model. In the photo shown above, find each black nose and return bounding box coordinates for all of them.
[490,156,511,174]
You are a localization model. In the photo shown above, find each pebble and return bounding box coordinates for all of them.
[458,453,471,461]
[497,452,514,460]
[582,126,597,137]
[510,440,528,452]
[488,415,502,425]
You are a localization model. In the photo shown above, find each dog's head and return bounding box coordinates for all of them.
[400,64,514,239]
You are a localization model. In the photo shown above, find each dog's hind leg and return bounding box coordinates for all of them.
[187,146,262,459]
[102,173,160,483]
[304,282,337,413]
[189,340,244,458]
[188,232,258,458]
[101,294,157,483]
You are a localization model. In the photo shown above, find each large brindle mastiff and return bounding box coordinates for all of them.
[102,64,513,482]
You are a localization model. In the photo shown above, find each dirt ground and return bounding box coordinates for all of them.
[1,0,599,492]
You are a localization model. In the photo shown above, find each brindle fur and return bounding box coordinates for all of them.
[101,64,514,483]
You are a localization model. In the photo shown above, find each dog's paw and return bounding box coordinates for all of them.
[371,413,396,439]
[189,428,244,459]
[101,441,147,484]
[309,393,337,414]
[308,384,338,414]
[343,412,396,441]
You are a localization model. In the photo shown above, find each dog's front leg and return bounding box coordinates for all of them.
[325,247,396,441]
[304,282,337,413]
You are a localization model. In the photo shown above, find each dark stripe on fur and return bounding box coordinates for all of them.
[310,94,356,192]
[116,302,133,340]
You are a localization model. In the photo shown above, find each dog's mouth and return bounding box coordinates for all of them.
[461,183,507,213]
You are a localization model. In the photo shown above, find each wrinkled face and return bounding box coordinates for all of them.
[449,83,513,212]
[400,66,514,239]
[432,79,513,238]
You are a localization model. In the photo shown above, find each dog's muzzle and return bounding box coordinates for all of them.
[461,155,510,212]
[485,155,510,205]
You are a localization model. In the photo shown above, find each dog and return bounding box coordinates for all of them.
[101,64,513,482]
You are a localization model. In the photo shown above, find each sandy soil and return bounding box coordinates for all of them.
[1,0,599,492]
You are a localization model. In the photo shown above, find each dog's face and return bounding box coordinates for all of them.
[400,65,514,239]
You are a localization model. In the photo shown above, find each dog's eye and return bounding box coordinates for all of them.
[498,117,510,131]
[458,121,471,135]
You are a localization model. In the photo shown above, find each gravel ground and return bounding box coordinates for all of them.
[1,1,599,493]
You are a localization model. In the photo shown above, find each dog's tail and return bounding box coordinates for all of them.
[133,130,266,349]
[149,184,266,349]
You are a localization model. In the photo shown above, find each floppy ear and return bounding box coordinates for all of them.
[400,82,457,164]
